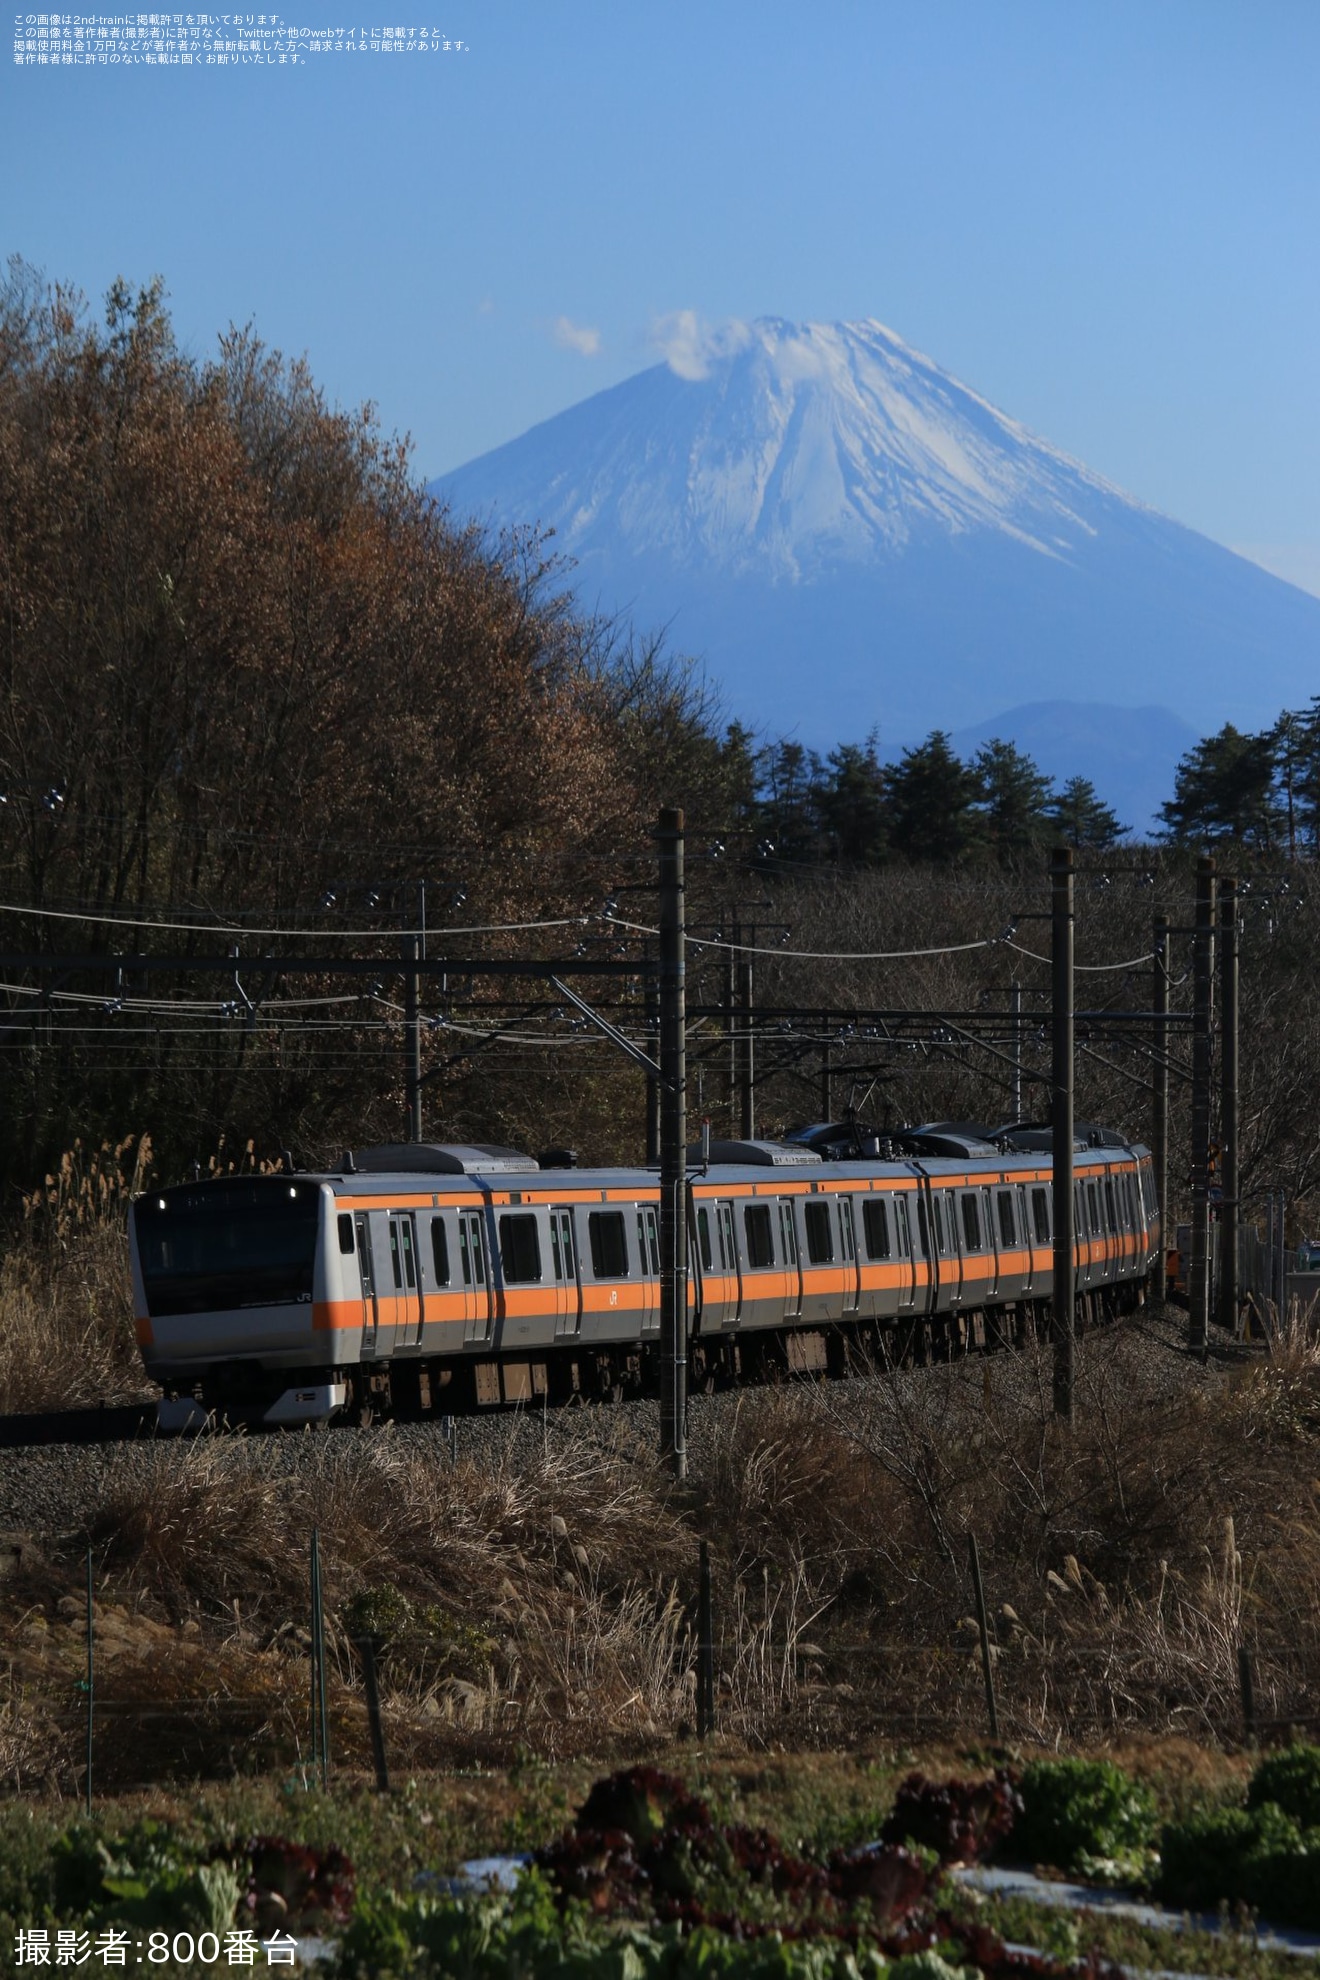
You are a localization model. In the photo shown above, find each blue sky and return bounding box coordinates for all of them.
[5,0,1319,592]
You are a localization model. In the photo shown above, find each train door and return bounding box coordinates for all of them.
[838,1197,860,1313]
[1015,1186,1034,1292]
[932,1190,960,1307]
[458,1208,492,1343]
[1104,1173,1121,1278]
[981,1188,999,1298]
[550,1208,581,1338]
[388,1212,423,1348]
[893,1193,917,1311]
[354,1212,379,1355]
[718,1201,742,1323]
[1077,1180,1095,1289]
[637,1204,661,1335]
[778,1199,802,1319]
[364,1211,401,1354]
[694,1197,741,1325]
[914,1181,938,1313]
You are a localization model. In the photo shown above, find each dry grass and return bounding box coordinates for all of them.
[730,1315,1320,1746]
[0,1136,153,1412]
[1,1420,709,1786]
[0,1263,1317,1791]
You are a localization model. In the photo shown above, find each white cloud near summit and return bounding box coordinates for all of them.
[650,310,751,380]
[552,316,602,357]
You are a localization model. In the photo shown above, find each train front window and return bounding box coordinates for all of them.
[136,1181,320,1316]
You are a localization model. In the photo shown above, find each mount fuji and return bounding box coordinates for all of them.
[431,319,1320,825]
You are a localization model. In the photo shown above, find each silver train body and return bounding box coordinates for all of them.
[128,1125,1160,1426]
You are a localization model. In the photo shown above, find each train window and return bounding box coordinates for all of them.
[389,1220,404,1289]
[400,1219,417,1289]
[1031,1188,1050,1243]
[696,1206,713,1272]
[588,1210,629,1278]
[458,1213,486,1287]
[804,1200,834,1264]
[863,1197,891,1259]
[637,1206,661,1276]
[744,1204,775,1268]
[1104,1178,1117,1232]
[894,1195,912,1257]
[499,1213,541,1283]
[960,1193,982,1251]
[431,1216,450,1285]
[916,1197,931,1256]
[996,1191,1016,1247]
[717,1203,737,1271]
[356,1218,374,1291]
[1087,1182,1101,1234]
[550,1213,571,1281]
[933,1195,949,1253]
[839,1199,857,1263]
[337,1212,355,1255]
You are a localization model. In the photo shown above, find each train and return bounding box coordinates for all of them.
[128,1120,1160,1429]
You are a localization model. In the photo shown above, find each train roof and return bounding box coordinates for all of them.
[139,1130,1148,1207]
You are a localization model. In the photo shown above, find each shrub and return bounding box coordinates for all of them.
[1010,1759,1157,1873]
[1158,1805,1259,1911]
[1159,1802,1320,1928]
[1246,1743,1320,1828]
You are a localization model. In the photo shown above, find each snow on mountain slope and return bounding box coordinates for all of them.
[431,318,1320,751]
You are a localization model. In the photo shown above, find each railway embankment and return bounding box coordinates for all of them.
[0,1304,1314,1795]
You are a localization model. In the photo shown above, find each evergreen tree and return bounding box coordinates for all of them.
[1274,701,1320,859]
[886,731,982,863]
[973,738,1055,861]
[754,739,825,864]
[716,721,761,837]
[817,737,888,866]
[1160,724,1280,847]
[1048,776,1127,848]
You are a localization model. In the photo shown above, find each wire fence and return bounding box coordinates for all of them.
[9,1531,1313,1807]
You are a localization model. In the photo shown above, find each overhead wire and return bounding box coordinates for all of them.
[1003,940,1156,974]
[604,913,999,961]
[0,901,594,941]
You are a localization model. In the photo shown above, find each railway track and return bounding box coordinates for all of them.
[0,1402,163,1449]
[0,1300,1164,1450]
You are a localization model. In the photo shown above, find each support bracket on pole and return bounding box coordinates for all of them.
[549,975,668,1084]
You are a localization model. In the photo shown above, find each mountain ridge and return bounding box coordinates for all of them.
[431,317,1320,759]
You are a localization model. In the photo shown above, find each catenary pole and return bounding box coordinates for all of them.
[727,922,739,1137]
[1218,877,1239,1336]
[645,970,660,1165]
[739,936,755,1139]
[1153,918,1169,1298]
[404,932,422,1143]
[1051,846,1075,1422]
[1189,855,1216,1355]
[658,808,688,1479]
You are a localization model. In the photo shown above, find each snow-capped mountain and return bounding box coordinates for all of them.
[431,318,1320,770]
